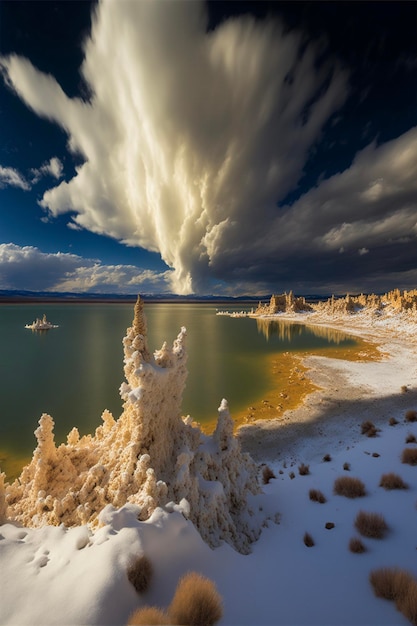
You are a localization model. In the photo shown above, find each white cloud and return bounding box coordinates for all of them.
[0,165,30,190]
[0,243,171,293]
[31,157,64,184]
[0,0,348,294]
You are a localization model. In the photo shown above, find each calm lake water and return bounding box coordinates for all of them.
[0,302,357,473]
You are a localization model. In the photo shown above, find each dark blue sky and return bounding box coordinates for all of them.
[1,1,416,295]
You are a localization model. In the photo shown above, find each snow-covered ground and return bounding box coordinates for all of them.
[1,308,417,626]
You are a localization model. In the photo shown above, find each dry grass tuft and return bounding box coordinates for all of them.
[402,448,417,465]
[389,416,399,426]
[127,555,153,594]
[361,420,378,437]
[401,385,409,393]
[349,537,366,553]
[289,471,295,480]
[127,607,170,625]
[322,453,332,462]
[298,463,310,476]
[405,410,417,423]
[169,572,223,626]
[370,568,414,601]
[309,489,326,504]
[379,473,408,490]
[397,582,417,625]
[334,476,366,498]
[343,462,351,471]
[262,465,276,484]
[370,568,417,624]
[406,433,417,444]
[355,511,388,539]
[303,532,314,547]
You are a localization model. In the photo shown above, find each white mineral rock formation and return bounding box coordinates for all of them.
[1,296,262,554]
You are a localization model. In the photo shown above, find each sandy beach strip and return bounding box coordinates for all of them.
[237,311,417,465]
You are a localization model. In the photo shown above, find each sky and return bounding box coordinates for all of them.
[0,0,416,297]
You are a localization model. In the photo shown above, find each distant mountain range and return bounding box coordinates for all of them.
[0,289,331,303]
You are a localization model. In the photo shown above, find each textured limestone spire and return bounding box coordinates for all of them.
[132,295,151,362]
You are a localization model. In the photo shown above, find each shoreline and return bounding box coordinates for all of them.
[237,310,417,464]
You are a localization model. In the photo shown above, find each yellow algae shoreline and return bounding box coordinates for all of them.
[232,333,382,430]
[237,309,417,463]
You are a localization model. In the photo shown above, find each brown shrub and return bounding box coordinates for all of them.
[127,555,153,594]
[355,511,388,539]
[397,582,417,625]
[127,607,170,625]
[406,410,417,423]
[401,385,409,394]
[379,473,408,490]
[309,489,326,504]
[369,568,414,602]
[349,537,366,553]
[389,417,399,426]
[262,465,276,484]
[402,448,417,465]
[361,420,376,437]
[298,463,310,476]
[322,453,332,462]
[169,572,223,626]
[406,433,417,444]
[289,471,295,480]
[303,532,314,547]
[334,476,366,498]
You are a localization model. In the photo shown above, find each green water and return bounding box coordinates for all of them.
[0,303,356,465]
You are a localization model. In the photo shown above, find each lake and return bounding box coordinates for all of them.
[0,302,357,477]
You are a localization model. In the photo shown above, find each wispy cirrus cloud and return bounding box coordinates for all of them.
[0,165,30,190]
[30,157,64,184]
[0,156,64,190]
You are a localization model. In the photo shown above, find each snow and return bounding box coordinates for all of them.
[1,298,417,625]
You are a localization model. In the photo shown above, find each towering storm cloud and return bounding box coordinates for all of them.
[0,0,348,294]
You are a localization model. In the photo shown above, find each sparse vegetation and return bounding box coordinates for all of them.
[406,433,417,444]
[402,448,417,465]
[370,567,417,624]
[406,410,417,423]
[325,522,335,530]
[355,511,388,539]
[262,465,276,484]
[379,473,408,490]
[349,537,366,553]
[343,462,351,471]
[361,420,378,437]
[303,532,314,547]
[370,568,414,601]
[389,416,399,426]
[322,453,332,462]
[128,572,223,626]
[334,476,366,498]
[298,463,310,476]
[127,555,153,594]
[309,489,326,504]
[289,471,295,480]
[397,582,417,625]
[401,385,409,393]
[169,572,223,626]
[127,607,170,625]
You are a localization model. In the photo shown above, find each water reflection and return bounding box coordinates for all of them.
[256,318,352,344]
